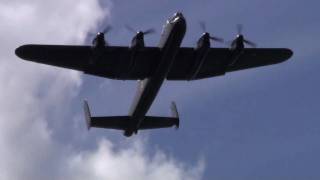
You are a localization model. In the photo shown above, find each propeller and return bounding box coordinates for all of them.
[199,21,224,42]
[102,25,112,34]
[88,25,112,38]
[236,24,243,35]
[235,24,257,48]
[125,25,156,35]
[87,25,112,46]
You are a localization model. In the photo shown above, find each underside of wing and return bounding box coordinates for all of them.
[83,46,160,80]
[16,45,292,81]
[167,48,293,80]
[15,44,92,71]
[226,48,293,72]
[15,44,161,80]
[168,48,229,80]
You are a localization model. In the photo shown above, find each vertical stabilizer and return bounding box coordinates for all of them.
[83,100,92,130]
[171,101,180,129]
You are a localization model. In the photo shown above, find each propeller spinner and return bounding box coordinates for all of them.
[88,25,112,47]
[199,22,224,43]
[125,25,156,48]
[234,24,257,48]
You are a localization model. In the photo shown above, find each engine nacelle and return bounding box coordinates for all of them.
[92,32,107,49]
[90,32,108,64]
[196,33,210,50]
[130,32,145,49]
[188,33,211,80]
[228,35,245,66]
[230,34,245,51]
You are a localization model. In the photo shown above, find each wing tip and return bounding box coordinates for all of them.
[275,48,293,63]
[15,45,26,59]
[15,44,45,61]
[284,48,294,60]
[271,48,294,64]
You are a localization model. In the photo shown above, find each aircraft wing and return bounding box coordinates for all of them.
[15,45,92,71]
[16,45,292,80]
[167,48,293,80]
[15,44,160,80]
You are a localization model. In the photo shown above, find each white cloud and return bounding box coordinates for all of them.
[66,139,204,180]
[0,1,204,180]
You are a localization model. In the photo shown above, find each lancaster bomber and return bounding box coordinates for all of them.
[15,12,293,136]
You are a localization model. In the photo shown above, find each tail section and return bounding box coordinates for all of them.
[83,100,92,130]
[83,100,180,137]
[171,101,180,129]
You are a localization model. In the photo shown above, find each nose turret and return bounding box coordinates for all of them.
[170,12,186,24]
[174,12,183,18]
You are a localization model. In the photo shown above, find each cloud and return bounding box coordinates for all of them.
[0,1,204,180]
[66,139,204,180]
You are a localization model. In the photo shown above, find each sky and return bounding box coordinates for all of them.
[1,0,320,179]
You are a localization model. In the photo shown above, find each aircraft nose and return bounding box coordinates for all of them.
[171,12,186,24]
[174,12,183,18]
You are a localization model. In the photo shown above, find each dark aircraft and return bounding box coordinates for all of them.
[15,12,293,137]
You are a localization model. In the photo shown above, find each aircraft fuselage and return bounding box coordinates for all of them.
[126,13,186,135]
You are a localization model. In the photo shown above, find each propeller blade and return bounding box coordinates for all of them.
[102,25,112,34]
[87,32,96,37]
[125,25,137,33]
[143,28,155,35]
[224,40,233,46]
[230,24,257,47]
[125,25,155,35]
[244,39,257,47]
[237,24,243,35]
[199,21,224,43]
[209,36,224,42]
[199,21,206,32]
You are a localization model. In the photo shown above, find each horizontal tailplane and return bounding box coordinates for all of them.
[83,101,180,137]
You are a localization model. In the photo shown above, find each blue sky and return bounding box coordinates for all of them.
[80,0,320,179]
[1,0,320,179]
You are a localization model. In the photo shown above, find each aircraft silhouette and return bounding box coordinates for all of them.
[15,12,293,137]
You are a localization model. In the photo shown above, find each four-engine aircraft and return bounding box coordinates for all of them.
[15,12,293,136]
